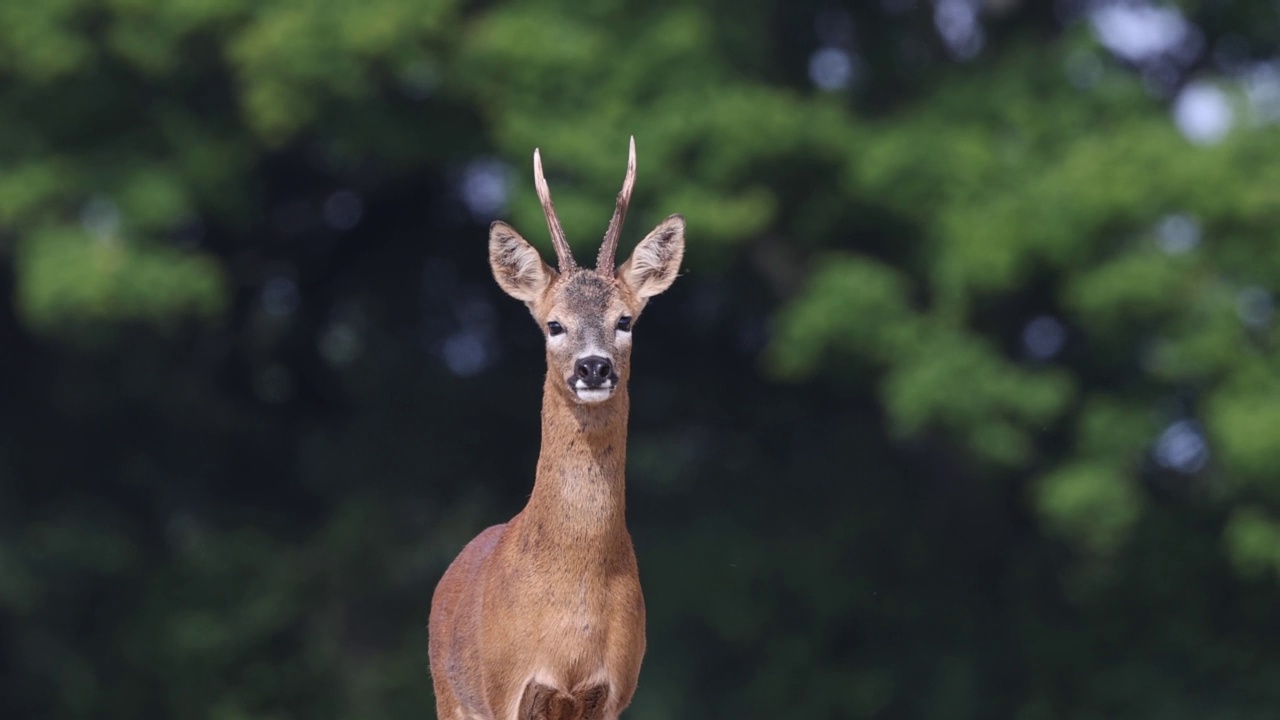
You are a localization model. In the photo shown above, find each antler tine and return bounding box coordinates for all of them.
[596,136,637,276]
[533,147,575,272]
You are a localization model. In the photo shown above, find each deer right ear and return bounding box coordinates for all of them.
[618,214,685,299]
[489,221,555,302]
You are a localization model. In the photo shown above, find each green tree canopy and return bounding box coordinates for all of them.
[2,1,1280,718]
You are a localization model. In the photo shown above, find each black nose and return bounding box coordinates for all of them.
[575,356,613,388]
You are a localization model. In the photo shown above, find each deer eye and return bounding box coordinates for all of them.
[616,316,632,332]
[547,321,565,336]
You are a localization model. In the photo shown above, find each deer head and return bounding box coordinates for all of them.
[488,137,685,404]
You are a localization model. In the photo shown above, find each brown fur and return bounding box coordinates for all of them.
[428,148,684,720]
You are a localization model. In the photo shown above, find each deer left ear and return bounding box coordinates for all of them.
[618,214,684,299]
[489,221,555,302]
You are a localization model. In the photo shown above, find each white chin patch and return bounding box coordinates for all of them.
[575,388,613,403]
[573,379,614,403]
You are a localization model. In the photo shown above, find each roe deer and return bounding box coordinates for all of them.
[428,137,685,720]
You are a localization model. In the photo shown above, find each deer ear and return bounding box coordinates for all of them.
[489,221,555,302]
[618,214,684,299]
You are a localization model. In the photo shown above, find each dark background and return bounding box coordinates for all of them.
[3,1,1280,718]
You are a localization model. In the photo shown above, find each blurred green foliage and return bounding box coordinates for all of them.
[3,0,1280,718]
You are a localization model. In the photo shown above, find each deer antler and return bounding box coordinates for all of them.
[533,148,575,272]
[596,136,637,276]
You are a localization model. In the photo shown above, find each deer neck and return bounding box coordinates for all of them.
[522,371,630,543]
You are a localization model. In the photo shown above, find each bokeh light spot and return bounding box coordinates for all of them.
[1154,419,1209,474]
[934,0,985,60]
[1174,82,1234,145]
[1236,286,1273,328]
[319,323,363,367]
[323,190,364,231]
[1243,60,1280,123]
[1089,4,1192,64]
[442,332,490,377]
[1022,316,1067,360]
[461,159,510,220]
[809,47,858,91]
[81,196,121,241]
[1155,213,1200,255]
[262,277,300,317]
